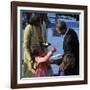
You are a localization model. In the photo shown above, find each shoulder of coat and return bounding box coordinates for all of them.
[24,24,32,32]
[25,24,31,29]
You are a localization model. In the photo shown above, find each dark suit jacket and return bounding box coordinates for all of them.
[63,28,79,75]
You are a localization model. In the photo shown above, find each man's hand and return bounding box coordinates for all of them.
[49,60,56,64]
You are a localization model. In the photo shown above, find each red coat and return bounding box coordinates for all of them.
[35,50,52,77]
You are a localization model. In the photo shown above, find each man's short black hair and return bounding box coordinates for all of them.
[57,20,67,30]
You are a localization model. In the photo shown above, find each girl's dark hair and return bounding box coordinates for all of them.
[31,46,41,56]
[58,21,67,30]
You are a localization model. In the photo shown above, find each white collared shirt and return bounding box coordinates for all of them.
[63,28,69,38]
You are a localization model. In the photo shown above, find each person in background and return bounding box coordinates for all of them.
[55,20,79,75]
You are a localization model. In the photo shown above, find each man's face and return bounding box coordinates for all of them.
[56,26,66,35]
[56,26,62,35]
[56,21,67,35]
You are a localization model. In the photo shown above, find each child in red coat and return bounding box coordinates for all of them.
[33,47,56,77]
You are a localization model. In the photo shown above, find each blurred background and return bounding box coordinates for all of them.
[20,11,79,76]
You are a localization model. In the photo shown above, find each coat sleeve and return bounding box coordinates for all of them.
[41,21,47,42]
[64,35,74,54]
[24,25,32,62]
[35,51,52,64]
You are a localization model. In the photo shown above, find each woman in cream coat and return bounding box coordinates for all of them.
[24,14,47,77]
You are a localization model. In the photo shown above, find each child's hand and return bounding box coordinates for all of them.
[51,48,56,53]
[59,62,65,71]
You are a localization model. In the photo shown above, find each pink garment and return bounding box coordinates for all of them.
[35,51,52,77]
